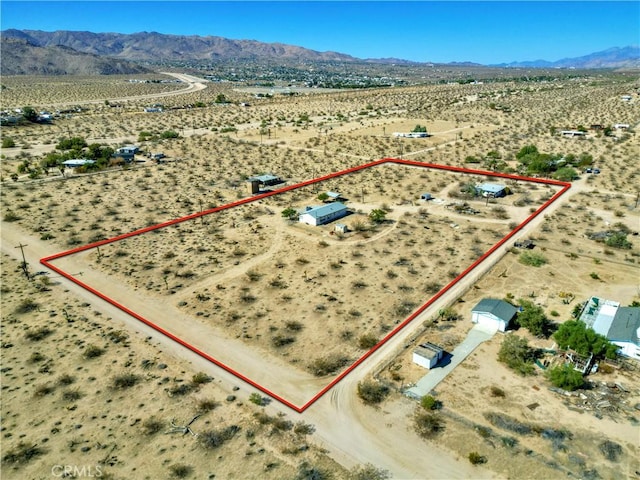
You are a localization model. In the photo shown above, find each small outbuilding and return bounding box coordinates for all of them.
[477,183,508,198]
[412,342,444,369]
[471,298,517,332]
[335,223,348,234]
[420,193,433,201]
[299,202,348,226]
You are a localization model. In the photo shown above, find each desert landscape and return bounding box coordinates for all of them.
[2,63,639,480]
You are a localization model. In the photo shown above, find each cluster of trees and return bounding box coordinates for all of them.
[516,145,592,180]
[498,305,619,390]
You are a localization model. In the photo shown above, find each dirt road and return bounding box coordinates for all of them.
[0,172,583,478]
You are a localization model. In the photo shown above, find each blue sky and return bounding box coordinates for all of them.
[1,1,638,64]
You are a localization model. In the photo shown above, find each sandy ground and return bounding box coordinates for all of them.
[2,73,639,479]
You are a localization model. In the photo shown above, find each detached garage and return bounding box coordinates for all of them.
[413,342,444,369]
[471,298,517,332]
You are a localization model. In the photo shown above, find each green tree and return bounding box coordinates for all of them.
[21,106,38,123]
[214,93,227,104]
[605,232,632,250]
[420,395,442,411]
[369,209,387,224]
[553,167,578,181]
[497,335,537,375]
[517,300,553,338]
[516,144,538,160]
[412,124,427,133]
[317,192,329,202]
[56,136,87,151]
[2,137,15,148]
[553,320,618,359]
[546,364,585,391]
[161,130,179,139]
[281,207,298,221]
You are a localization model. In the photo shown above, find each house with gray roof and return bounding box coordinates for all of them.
[471,298,517,332]
[579,296,640,360]
[299,202,348,226]
[476,183,508,198]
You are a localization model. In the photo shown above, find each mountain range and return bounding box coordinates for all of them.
[1,29,638,75]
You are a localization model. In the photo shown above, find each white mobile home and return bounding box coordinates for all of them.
[299,202,348,226]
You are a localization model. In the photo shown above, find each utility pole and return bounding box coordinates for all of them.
[15,243,30,279]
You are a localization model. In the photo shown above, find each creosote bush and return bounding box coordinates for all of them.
[111,373,140,390]
[357,380,390,405]
[414,411,444,438]
[308,354,350,377]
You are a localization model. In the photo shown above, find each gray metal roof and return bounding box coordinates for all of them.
[608,307,640,344]
[302,202,347,219]
[472,298,517,322]
[247,174,280,183]
[478,183,506,193]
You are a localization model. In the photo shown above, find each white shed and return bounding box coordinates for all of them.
[412,342,444,369]
[471,299,517,332]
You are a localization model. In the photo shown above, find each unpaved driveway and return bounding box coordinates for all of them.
[1,174,580,479]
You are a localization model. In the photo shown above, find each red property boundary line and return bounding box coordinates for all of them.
[41,159,571,413]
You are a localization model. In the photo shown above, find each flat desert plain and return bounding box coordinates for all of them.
[1,73,639,479]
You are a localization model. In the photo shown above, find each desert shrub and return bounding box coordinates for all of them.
[497,335,537,375]
[2,136,16,148]
[2,441,46,465]
[598,440,623,462]
[357,380,389,405]
[169,463,193,478]
[293,421,315,436]
[295,462,328,480]
[348,463,391,480]
[83,344,104,359]
[24,325,52,341]
[308,354,349,376]
[16,299,39,315]
[437,307,460,322]
[546,365,585,391]
[483,412,532,435]
[3,210,20,222]
[196,399,220,412]
[414,411,444,438]
[501,436,518,448]
[245,270,262,281]
[357,333,378,349]
[34,384,55,397]
[61,389,84,402]
[519,251,548,267]
[420,395,442,410]
[285,320,304,331]
[272,335,295,348]
[191,372,212,385]
[489,386,506,398]
[57,374,75,386]
[168,383,195,396]
[111,373,140,390]
[142,417,164,435]
[199,425,240,449]
[468,451,487,465]
[249,392,265,406]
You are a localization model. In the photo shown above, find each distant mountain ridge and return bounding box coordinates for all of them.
[495,46,640,69]
[1,29,357,63]
[0,37,151,75]
[1,29,638,70]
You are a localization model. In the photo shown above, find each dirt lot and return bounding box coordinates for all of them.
[1,73,639,479]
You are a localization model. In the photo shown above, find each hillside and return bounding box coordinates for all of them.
[496,46,640,69]
[0,37,151,75]
[1,29,357,63]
